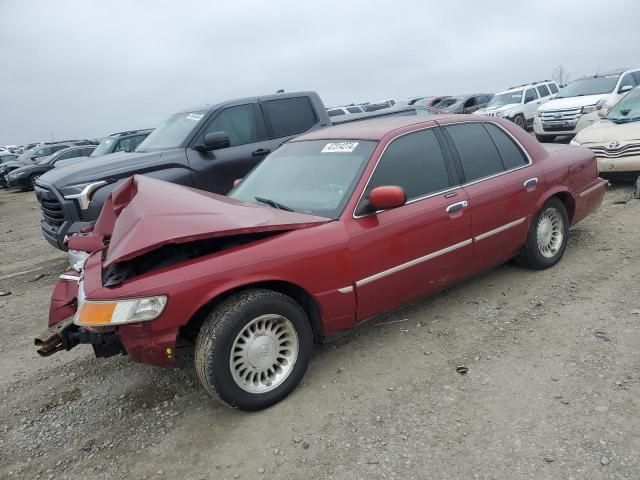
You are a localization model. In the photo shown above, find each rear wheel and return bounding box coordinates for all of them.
[195,289,313,410]
[517,197,568,269]
[535,134,555,143]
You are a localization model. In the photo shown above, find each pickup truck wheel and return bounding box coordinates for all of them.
[195,289,312,411]
[513,114,526,129]
[535,134,555,143]
[517,197,568,270]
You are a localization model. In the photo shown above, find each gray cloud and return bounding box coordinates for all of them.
[1,0,639,144]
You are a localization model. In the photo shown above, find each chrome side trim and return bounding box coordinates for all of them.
[474,217,526,242]
[59,274,81,281]
[579,181,606,198]
[337,286,354,294]
[356,239,472,287]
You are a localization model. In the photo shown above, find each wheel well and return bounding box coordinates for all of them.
[179,281,324,344]
[551,192,575,222]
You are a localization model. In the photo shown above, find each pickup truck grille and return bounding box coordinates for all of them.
[540,108,582,131]
[589,143,640,159]
[35,185,64,226]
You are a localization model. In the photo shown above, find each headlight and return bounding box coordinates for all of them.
[74,295,168,326]
[582,99,606,115]
[569,139,581,146]
[496,111,504,117]
[60,181,107,210]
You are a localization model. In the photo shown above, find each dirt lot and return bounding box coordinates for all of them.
[1,183,639,480]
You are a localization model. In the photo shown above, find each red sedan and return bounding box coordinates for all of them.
[36,115,607,410]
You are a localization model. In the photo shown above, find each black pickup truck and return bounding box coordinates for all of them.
[36,91,331,249]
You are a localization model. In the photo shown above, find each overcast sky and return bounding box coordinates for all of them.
[1,0,639,145]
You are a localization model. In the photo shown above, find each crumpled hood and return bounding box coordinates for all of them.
[574,119,640,144]
[38,149,165,187]
[539,94,606,112]
[76,175,331,267]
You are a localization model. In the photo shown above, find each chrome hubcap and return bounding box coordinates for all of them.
[230,314,298,394]
[536,208,563,258]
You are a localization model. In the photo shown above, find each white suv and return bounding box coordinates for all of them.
[533,67,640,142]
[474,80,559,129]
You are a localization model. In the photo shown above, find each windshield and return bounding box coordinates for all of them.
[230,140,376,218]
[607,87,640,123]
[487,90,522,108]
[91,138,116,156]
[136,111,206,152]
[16,149,33,162]
[557,75,619,98]
[37,155,55,165]
[437,97,463,111]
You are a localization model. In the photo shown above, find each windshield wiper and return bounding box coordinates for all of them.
[255,196,294,212]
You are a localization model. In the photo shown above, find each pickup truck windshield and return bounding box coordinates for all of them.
[230,140,376,219]
[487,91,522,107]
[91,138,115,157]
[607,87,640,124]
[136,111,206,152]
[556,76,619,98]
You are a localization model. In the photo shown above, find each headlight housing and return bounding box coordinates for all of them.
[74,295,168,326]
[582,99,606,115]
[60,181,107,210]
[569,139,581,146]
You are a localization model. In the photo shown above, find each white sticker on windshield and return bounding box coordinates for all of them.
[186,113,204,121]
[321,142,359,153]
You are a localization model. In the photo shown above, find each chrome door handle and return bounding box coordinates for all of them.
[446,200,468,213]
[524,177,538,189]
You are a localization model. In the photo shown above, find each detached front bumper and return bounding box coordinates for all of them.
[37,271,178,367]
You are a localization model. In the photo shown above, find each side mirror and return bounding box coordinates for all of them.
[233,178,242,188]
[619,85,633,94]
[197,131,231,152]
[597,108,609,118]
[369,186,406,211]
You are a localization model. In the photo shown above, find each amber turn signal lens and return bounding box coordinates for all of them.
[76,302,117,326]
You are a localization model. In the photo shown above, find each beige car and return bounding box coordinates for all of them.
[571,86,640,181]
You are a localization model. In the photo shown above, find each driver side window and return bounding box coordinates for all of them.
[524,89,537,103]
[203,104,261,147]
[464,97,476,108]
[619,73,636,91]
[356,129,451,215]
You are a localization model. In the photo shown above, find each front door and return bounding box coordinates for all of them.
[345,127,472,322]
[187,103,273,195]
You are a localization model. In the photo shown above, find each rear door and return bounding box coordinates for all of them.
[187,103,271,194]
[443,122,542,270]
[346,127,472,321]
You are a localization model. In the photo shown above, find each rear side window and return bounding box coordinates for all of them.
[484,124,528,169]
[536,84,551,97]
[548,83,559,94]
[446,123,504,182]
[262,97,317,138]
[204,104,261,147]
[346,107,362,113]
[361,129,450,211]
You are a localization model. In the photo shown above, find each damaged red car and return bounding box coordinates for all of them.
[36,115,607,410]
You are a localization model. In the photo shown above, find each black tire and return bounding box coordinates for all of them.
[513,114,526,129]
[517,197,569,270]
[535,134,555,143]
[28,174,39,190]
[195,289,313,411]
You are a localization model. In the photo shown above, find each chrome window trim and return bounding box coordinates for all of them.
[351,120,533,219]
[474,217,526,242]
[337,286,354,294]
[355,239,473,287]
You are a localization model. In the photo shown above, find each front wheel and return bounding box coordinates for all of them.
[195,289,313,410]
[516,197,569,269]
[513,114,526,129]
[28,174,39,190]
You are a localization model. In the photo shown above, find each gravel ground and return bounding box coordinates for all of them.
[0,183,639,480]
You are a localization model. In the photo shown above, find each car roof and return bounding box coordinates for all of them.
[177,91,317,114]
[294,114,471,141]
